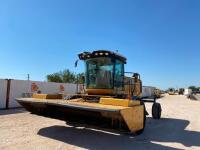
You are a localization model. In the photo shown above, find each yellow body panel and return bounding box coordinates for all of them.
[100,98,140,107]
[32,94,62,99]
[68,99,127,110]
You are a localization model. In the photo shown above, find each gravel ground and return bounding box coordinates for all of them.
[0,94,200,150]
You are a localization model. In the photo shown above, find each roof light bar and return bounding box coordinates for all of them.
[79,50,126,63]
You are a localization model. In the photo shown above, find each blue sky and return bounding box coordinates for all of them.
[0,0,200,90]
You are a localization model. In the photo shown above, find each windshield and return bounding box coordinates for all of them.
[86,57,114,89]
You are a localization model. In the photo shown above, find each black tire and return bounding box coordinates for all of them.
[135,102,146,135]
[152,103,162,119]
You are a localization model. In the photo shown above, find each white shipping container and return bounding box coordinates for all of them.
[0,79,7,109]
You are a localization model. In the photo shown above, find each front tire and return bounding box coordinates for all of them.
[152,103,162,119]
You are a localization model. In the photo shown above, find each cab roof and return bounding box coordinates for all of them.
[78,50,127,63]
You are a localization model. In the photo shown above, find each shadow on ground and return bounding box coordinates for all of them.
[38,118,200,150]
[0,108,26,116]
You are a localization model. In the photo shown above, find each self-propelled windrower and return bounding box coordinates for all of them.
[16,50,161,135]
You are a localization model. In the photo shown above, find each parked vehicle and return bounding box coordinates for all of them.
[168,88,175,95]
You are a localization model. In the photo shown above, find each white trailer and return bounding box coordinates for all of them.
[184,88,192,96]
[142,86,156,98]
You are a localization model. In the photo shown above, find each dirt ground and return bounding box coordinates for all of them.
[0,95,200,150]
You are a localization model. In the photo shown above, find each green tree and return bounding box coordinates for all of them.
[46,69,84,84]
[62,70,76,83]
[188,86,199,92]
[46,73,63,83]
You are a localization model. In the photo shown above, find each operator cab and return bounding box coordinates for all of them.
[79,50,126,95]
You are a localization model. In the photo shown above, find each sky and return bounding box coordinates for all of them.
[0,0,200,90]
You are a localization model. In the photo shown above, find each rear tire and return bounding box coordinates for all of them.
[152,103,161,119]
